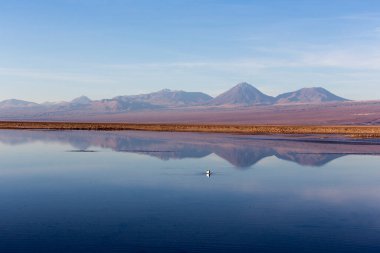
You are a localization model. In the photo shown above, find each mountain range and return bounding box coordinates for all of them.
[1,82,379,125]
[0,82,349,111]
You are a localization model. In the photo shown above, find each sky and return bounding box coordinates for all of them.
[1,0,380,102]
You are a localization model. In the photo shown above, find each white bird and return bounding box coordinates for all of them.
[205,170,211,177]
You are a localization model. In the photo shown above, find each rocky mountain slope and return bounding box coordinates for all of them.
[209,82,275,106]
[275,87,349,104]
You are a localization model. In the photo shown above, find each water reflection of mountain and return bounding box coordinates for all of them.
[0,130,379,168]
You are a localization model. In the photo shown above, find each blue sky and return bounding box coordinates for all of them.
[1,0,380,102]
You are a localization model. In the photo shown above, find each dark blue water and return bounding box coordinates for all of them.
[1,130,380,253]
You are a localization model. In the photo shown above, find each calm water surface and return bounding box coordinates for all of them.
[1,130,380,253]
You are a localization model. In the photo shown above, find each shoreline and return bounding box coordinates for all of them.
[0,121,380,138]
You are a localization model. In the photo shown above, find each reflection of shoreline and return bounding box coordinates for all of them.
[0,130,380,168]
[0,122,380,137]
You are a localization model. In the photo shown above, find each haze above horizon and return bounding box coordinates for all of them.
[1,0,380,102]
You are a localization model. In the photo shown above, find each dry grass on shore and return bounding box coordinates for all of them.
[0,121,379,138]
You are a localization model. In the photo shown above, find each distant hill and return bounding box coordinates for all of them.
[276,87,349,104]
[0,99,39,108]
[114,89,213,107]
[95,99,163,112]
[71,96,92,105]
[209,82,274,106]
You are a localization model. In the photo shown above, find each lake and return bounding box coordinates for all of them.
[1,130,380,253]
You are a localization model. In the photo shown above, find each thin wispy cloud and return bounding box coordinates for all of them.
[338,12,380,21]
[0,67,113,84]
[104,48,380,72]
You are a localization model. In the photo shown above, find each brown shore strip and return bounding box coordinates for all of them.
[0,121,380,138]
